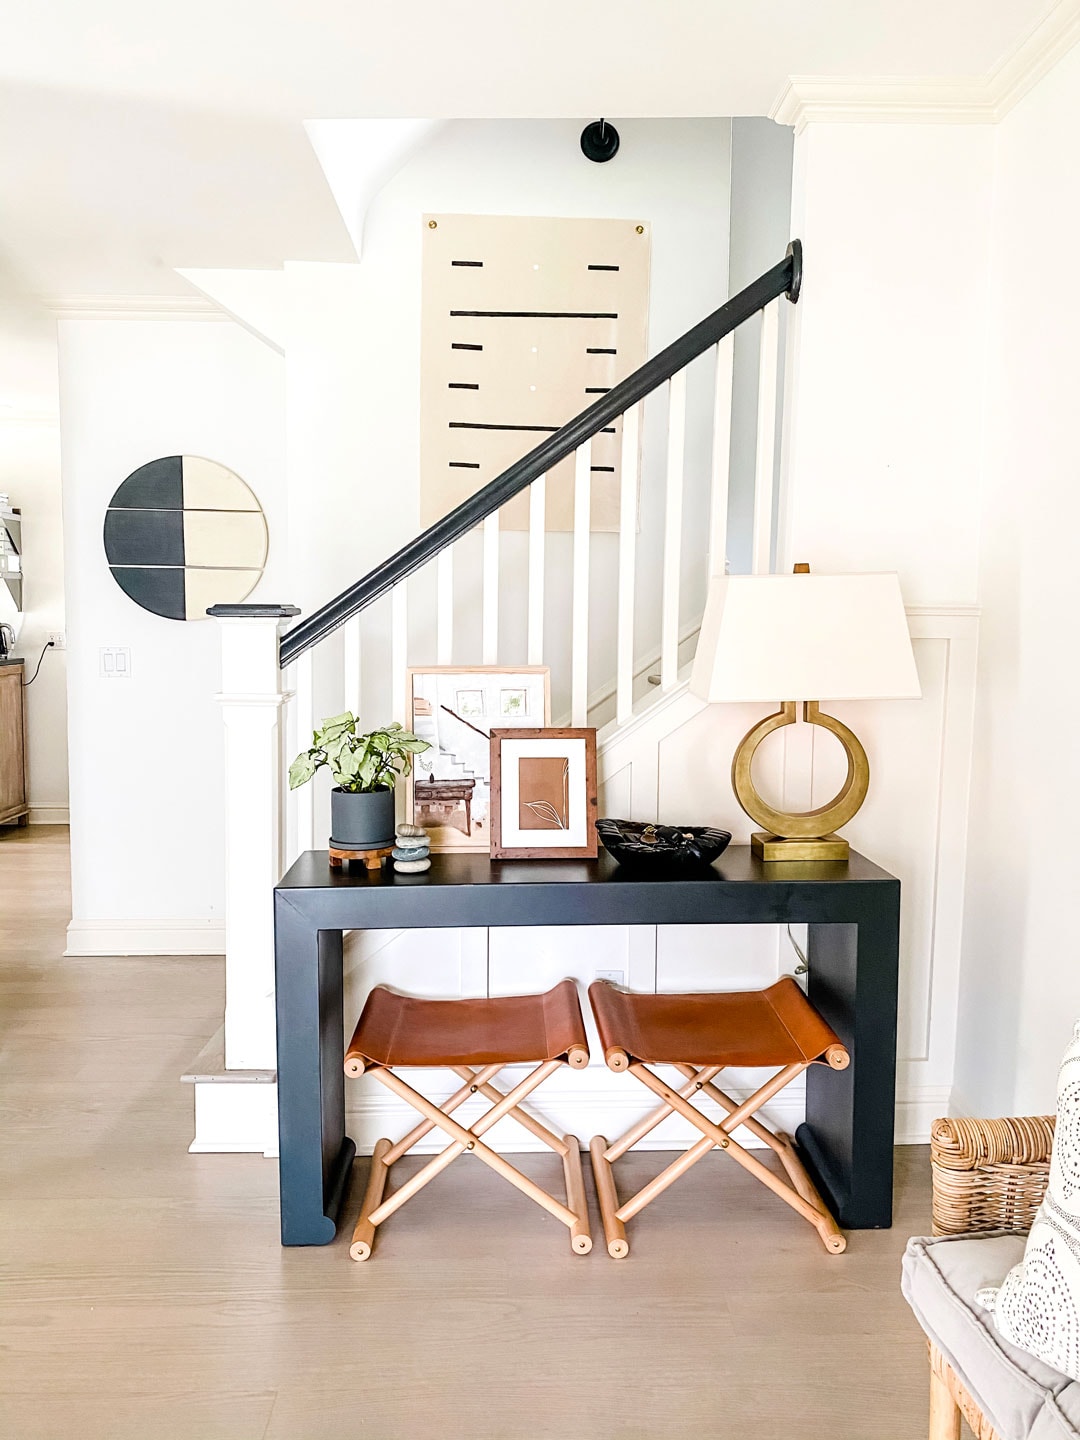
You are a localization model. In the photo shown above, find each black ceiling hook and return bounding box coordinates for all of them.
[580,119,620,163]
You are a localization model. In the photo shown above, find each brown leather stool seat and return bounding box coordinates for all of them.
[587,977,850,1258]
[343,981,592,1261]
[590,977,847,1071]
[348,980,589,1070]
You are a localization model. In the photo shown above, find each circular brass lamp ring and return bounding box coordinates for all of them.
[731,701,869,840]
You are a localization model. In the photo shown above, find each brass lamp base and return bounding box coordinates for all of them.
[751,832,850,862]
[733,701,869,864]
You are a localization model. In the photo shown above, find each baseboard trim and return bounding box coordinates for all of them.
[29,806,69,825]
[895,1085,954,1145]
[65,917,225,956]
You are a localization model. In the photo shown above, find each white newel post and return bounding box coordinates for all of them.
[212,604,299,1073]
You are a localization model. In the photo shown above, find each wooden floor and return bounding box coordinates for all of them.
[0,826,935,1440]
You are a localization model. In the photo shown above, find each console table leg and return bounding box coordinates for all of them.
[275,896,354,1244]
[800,897,900,1229]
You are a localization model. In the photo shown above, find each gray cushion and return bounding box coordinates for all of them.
[903,1234,1080,1439]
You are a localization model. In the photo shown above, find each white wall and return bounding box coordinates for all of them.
[782,123,994,607]
[60,317,286,953]
[954,40,1080,1118]
[755,120,996,1132]
[0,417,68,820]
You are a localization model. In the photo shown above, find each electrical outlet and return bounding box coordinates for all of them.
[595,969,625,986]
[99,646,132,678]
[48,631,66,650]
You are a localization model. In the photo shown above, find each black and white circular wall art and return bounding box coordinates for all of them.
[104,456,268,620]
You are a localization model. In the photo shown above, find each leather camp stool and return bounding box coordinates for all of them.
[343,980,592,1260]
[587,977,850,1258]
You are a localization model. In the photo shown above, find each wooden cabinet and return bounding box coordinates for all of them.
[0,663,28,826]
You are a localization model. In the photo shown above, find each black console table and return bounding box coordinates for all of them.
[274,847,900,1246]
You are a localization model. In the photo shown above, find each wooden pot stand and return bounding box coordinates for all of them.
[328,845,394,871]
[343,981,592,1261]
[587,978,850,1258]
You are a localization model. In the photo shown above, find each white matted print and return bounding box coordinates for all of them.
[490,728,599,860]
[405,667,550,852]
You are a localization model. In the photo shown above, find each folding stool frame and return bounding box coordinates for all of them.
[590,1044,849,1258]
[344,1048,592,1261]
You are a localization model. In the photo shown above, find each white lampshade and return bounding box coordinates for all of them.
[690,572,921,703]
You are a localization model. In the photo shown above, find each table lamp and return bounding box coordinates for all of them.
[689,566,920,861]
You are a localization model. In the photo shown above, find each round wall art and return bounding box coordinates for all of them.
[103,456,268,621]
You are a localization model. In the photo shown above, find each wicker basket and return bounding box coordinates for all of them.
[930,1113,1056,1237]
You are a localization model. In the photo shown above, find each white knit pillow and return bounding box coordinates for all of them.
[976,1023,1080,1380]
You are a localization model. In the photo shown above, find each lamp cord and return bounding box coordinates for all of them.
[786,923,809,976]
[21,641,54,687]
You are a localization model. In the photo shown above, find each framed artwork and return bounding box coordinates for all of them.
[489,728,599,860]
[420,213,650,533]
[103,455,267,620]
[405,667,551,852]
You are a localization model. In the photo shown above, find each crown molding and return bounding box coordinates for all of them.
[43,293,225,320]
[990,0,1080,115]
[770,0,1080,132]
[770,76,991,132]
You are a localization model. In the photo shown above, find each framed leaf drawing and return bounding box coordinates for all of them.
[489,728,599,860]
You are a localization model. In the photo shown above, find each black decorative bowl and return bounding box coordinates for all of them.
[596,819,732,873]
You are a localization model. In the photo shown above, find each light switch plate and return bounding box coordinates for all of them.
[99,646,132,678]
[595,969,625,986]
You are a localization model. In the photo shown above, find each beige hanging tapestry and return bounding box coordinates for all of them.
[420,212,651,532]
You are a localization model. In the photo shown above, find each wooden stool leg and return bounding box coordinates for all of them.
[589,1135,629,1258]
[560,1136,592,1255]
[773,1132,847,1254]
[350,1138,392,1262]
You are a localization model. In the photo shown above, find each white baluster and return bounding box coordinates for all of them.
[482,511,500,666]
[527,474,546,667]
[660,369,687,691]
[616,403,641,728]
[391,582,408,720]
[709,332,734,579]
[752,300,780,575]
[295,649,314,854]
[571,442,591,725]
[343,614,362,718]
[436,548,453,665]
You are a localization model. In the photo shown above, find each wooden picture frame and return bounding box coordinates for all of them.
[489,728,599,860]
[404,666,551,853]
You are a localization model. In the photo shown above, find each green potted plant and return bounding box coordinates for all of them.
[289,714,430,850]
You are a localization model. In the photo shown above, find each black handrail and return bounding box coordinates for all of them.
[279,241,802,668]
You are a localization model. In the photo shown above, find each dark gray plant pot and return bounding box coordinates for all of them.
[329,786,396,850]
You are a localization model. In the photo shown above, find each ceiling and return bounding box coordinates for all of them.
[0,0,1064,415]
[0,2,1056,119]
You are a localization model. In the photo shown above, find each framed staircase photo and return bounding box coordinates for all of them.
[405,666,551,852]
